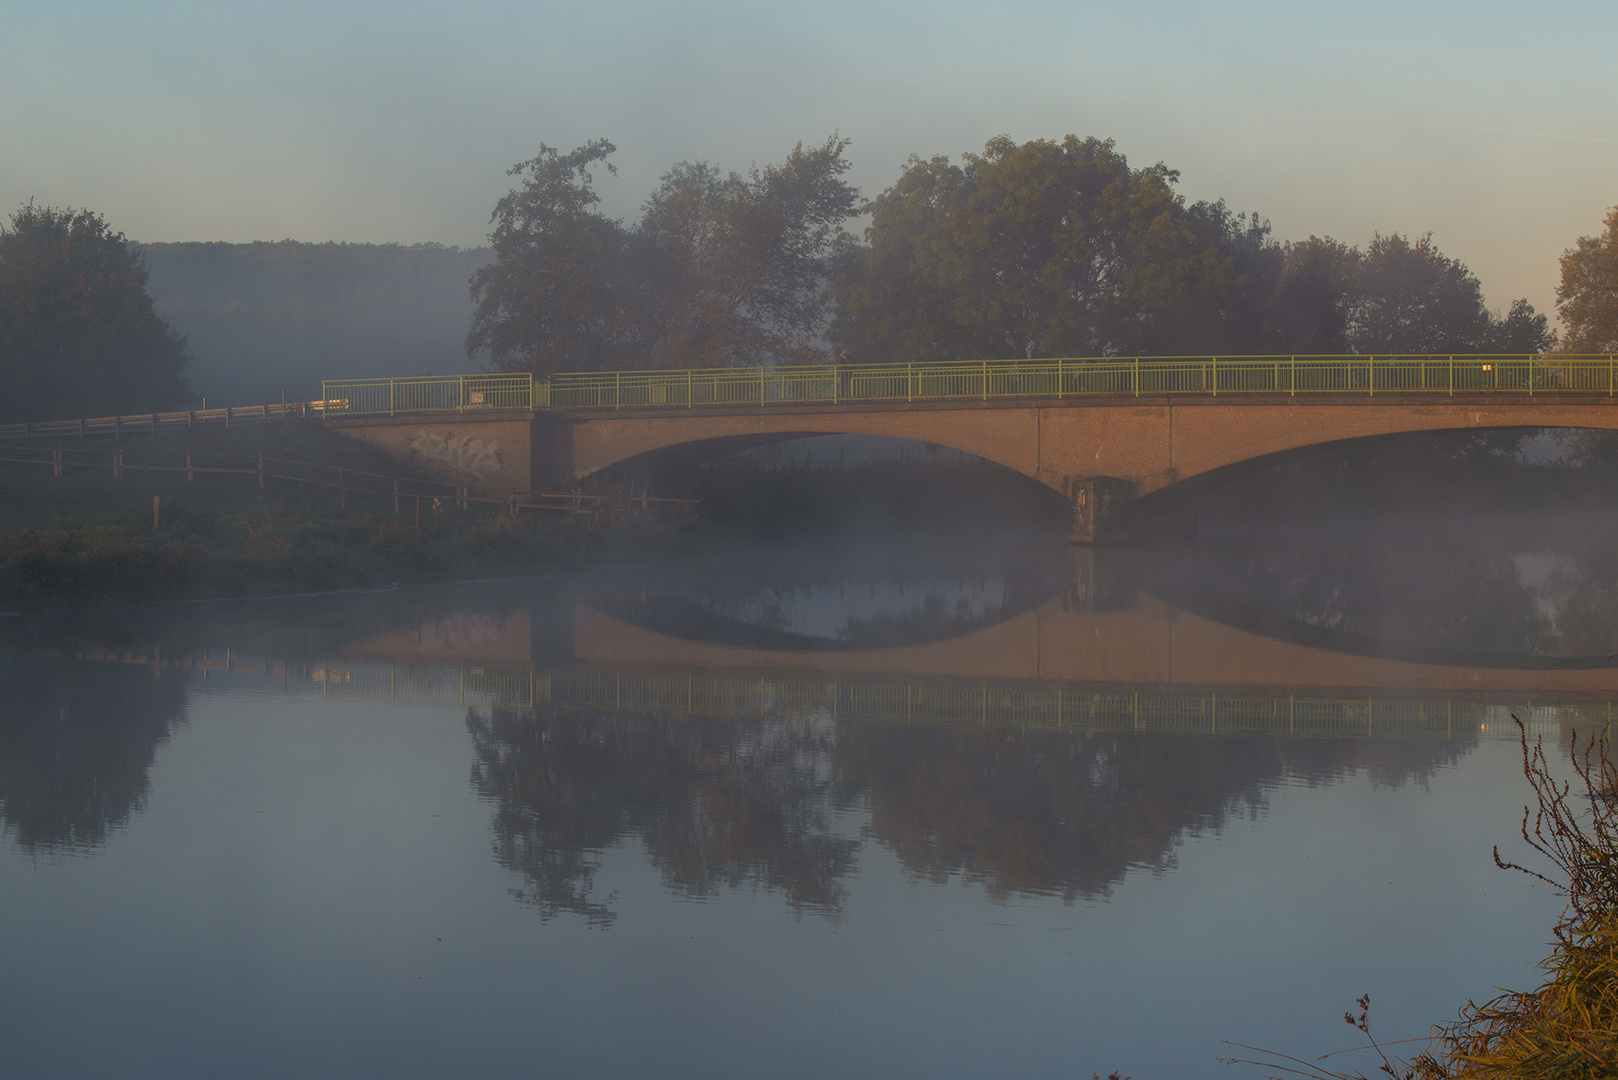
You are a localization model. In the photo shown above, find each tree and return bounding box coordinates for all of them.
[640,136,859,367]
[1346,232,1552,354]
[1265,236,1357,352]
[467,140,646,374]
[0,204,192,422]
[828,135,1275,362]
[469,136,859,374]
[1557,206,1618,352]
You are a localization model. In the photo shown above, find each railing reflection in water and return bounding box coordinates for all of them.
[312,660,1598,741]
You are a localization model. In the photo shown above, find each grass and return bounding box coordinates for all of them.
[0,419,709,610]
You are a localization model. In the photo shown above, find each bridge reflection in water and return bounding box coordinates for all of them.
[301,585,1604,919]
[12,551,1610,924]
[314,585,1616,743]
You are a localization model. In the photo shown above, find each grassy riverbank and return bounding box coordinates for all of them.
[0,505,703,610]
[0,421,713,610]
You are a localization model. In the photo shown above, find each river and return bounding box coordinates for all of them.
[2,513,1611,1079]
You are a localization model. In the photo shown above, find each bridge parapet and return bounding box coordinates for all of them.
[323,354,1618,418]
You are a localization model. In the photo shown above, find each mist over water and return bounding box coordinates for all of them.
[1,504,1608,1077]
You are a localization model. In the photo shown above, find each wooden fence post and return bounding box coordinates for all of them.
[113,451,123,479]
[152,495,160,533]
[393,477,400,515]
[257,452,265,490]
[52,448,61,477]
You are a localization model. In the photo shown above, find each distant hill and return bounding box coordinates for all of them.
[139,241,491,407]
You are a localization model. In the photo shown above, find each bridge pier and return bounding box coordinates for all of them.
[1069,477,1136,544]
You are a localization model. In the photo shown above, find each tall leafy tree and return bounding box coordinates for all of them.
[1557,206,1618,353]
[640,136,859,367]
[470,136,858,374]
[828,135,1273,362]
[0,204,192,422]
[467,140,645,374]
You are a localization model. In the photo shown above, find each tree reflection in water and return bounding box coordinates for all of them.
[466,706,859,927]
[466,702,1472,922]
[841,726,1470,901]
[0,657,187,855]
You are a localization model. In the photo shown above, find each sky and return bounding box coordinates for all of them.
[3,0,1615,322]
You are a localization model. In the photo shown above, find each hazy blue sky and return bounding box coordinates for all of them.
[3,0,1614,320]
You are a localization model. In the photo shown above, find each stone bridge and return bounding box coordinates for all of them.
[322,357,1618,540]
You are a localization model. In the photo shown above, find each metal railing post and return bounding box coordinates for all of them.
[982,359,988,401]
[907,362,913,403]
[616,370,622,410]
[687,369,693,408]
[1290,356,1296,396]
[390,380,395,416]
[1449,355,1454,395]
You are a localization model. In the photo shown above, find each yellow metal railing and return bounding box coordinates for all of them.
[322,354,1618,418]
[318,373,537,416]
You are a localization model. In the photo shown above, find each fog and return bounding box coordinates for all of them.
[140,241,489,407]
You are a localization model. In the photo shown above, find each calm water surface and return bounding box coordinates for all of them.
[3,517,1612,1079]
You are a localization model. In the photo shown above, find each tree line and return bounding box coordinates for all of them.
[468,132,1611,376]
[3,134,1618,419]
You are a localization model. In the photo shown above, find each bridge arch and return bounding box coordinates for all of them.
[550,407,1065,492]
[547,397,1618,499]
